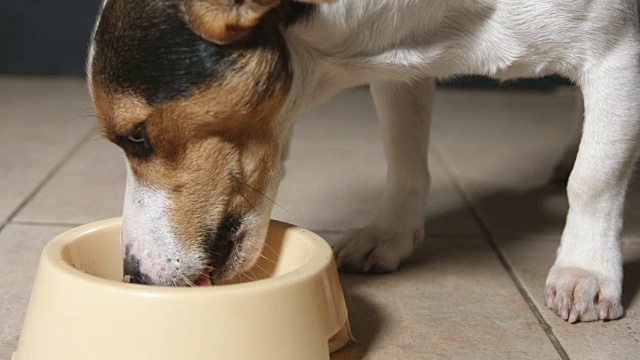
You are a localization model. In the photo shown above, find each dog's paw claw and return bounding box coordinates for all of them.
[545,267,623,323]
[599,302,609,319]
[568,307,581,323]
[544,287,555,308]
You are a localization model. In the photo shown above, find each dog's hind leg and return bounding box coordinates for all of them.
[545,36,640,322]
[333,78,434,272]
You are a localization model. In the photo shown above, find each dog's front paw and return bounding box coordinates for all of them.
[544,266,623,323]
[332,224,424,273]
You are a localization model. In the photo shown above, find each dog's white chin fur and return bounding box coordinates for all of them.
[121,163,206,286]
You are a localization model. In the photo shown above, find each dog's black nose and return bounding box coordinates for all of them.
[123,244,152,284]
[204,214,242,268]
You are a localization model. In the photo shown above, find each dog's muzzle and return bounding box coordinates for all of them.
[205,214,245,278]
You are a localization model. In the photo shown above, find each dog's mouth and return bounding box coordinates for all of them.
[195,266,215,287]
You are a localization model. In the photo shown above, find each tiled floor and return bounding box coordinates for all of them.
[1,78,639,359]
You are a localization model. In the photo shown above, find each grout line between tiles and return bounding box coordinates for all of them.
[4,127,97,224]
[431,146,571,360]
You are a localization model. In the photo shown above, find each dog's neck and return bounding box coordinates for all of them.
[279,11,365,119]
[279,0,486,117]
[272,0,427,160]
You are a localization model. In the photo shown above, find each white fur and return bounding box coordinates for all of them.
[86,0,110,95]
[277,0,640,322]
[122,164,205,286]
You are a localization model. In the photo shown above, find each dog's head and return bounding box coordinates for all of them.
[87,0,327,286]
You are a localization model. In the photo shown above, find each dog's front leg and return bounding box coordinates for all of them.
[545,40,640,322]
[551,95,584,183]
[333,78,435,272]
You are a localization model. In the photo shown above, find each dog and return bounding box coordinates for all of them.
[87,0,640,323]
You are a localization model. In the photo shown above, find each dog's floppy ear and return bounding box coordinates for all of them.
[181,0,333,45]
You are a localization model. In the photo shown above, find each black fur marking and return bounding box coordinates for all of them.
[93,0,235,105]
[123,244,153,284]
[283,2,317,27]
[204,214,242,269]
[114,121,154,159]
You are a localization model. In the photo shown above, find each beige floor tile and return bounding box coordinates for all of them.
[273,88,481,235]
[498,236,640,360]
[14,134,126,224]
[431,89,640,239]
[326,232,561,360]
[430,90,576,237]
[273,149,480,236]
[0,78,95,222]
[0,224,72,360]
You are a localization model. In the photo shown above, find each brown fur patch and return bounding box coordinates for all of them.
[92,89,153,140]
[161,44,289,247]
[181,0,281,45]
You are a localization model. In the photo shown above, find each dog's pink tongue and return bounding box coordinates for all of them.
[195,267,213,287]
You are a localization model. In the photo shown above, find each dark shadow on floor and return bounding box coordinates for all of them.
[330,279,384,359]
[623,258,640,309]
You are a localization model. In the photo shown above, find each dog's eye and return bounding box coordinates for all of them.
[115,122,153,159]
[127,127,145,143]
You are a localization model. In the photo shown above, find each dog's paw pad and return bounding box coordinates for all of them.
[545,267,623,323]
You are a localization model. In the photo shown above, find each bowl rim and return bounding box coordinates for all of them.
[42,218,335,297]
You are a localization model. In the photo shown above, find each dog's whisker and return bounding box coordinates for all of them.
[177,272,196,287]
[68,108,100,123]
[252,261,270,276]
[234,187,258,213]
[230,175,264,210]
[261,242,279,257]
[73,107,95,116]
[258,253,277,265]
[247,268,259,281]
[228,171,289,212]
[76,114,99,120]
[206,249,223,257]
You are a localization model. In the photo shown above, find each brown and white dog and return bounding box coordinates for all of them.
[87,0,640,323]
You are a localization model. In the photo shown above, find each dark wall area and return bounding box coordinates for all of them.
[439,75,571,91]
[0,1,571,89]
[0,0,102,76]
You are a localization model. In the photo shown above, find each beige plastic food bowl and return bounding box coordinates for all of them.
[13,218,353,360]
